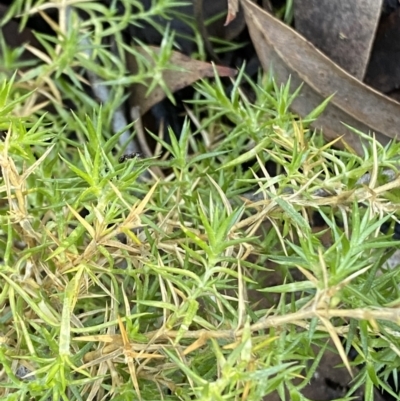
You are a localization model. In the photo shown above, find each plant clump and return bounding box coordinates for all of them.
[0,1,400,401]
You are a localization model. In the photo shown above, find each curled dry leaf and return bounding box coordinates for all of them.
[128,46,237,116]
[241,0,400,154]
[294,0,383,80]
[225,0,239,25]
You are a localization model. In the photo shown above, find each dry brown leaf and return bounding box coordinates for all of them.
[225,0,239,25]
[294,0,383,80]
[241,0,400,154]
[128,46,236,116]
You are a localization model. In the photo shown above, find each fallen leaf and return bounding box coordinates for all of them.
[294,0,383,80]
[128,46,237,116]
[241,0,400,154]
[225,0,239,25]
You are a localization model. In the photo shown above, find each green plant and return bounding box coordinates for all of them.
[1,2,400,401]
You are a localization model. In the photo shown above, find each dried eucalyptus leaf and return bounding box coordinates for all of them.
[225,0,239,25]
[294,0,383,80]
[128,46,236,116]
[241,0,400,154]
